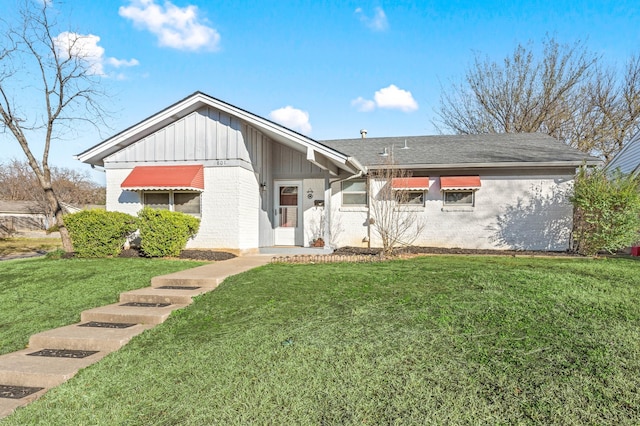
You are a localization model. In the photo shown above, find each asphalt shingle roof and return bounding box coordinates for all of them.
[320,133,600,167]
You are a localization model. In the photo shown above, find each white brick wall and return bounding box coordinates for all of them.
[237,167,260,250]
[329,180,370,248]
[331,172,574,251]
[106,169,142,216]
[108,166,575,252]
[107,166,260,252]
[183,167,259,251]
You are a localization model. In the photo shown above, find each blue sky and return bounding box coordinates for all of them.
[2,0,639,182]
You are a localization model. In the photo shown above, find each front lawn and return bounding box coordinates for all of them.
[0,257,204,356]
[3,256,640,424]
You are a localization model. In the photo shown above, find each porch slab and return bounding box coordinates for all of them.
[151,255,271,288]
[258,247,334,255]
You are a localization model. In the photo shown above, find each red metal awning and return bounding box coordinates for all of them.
[121,165,204,191]
[440,176,481,190]
[391,177,430,190]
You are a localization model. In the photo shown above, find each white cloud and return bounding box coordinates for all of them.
[351,84,419,113]
[355,6,389,31]
[374,84,419,112]
[119,0,220,51]
[351,96,376,112]
[107,58,140,68]
[53,32,139,77]
[269,106,312,135]
[53,32,106,74]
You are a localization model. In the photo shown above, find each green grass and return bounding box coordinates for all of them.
[3,256,640,424]
[0,257,204,355]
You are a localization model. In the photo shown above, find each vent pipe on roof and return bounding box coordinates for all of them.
[401,139,409,149]
[360,129,367,139]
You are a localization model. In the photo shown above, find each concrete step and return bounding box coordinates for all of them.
[29,322,154,353]
[0,348,107,388]
[150,275,221,289]
[0,387,48,419]
[81,302,188,325]
[120,286,211,305]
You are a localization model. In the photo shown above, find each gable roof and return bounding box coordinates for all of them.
[77,91,600,175]
[76,92,364,176]
[321,133,601,169]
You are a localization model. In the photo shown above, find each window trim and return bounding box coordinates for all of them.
[396,190,426,206]
[341,179,368,207]
[442,190,475,207]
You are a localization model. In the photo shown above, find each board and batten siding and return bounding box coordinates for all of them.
[608,132,640,175]
[105,107,249,164]
[244,125,274,247]
[272,143,325,179]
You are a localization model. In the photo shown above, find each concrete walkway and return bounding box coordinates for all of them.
[0,255,272,419]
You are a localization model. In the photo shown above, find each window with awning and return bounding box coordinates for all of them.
[391,177,430,191]
[440,176,481,207]
[440,176,481,190]
[391,177,430,206]
[121,165,204,191]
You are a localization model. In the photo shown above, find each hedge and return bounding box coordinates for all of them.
[137,207,200,257]
[65,210,138,257]
[571,167,640,256]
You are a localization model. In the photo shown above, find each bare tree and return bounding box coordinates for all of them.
[570,56,640,162]
[435,37,640,162]
[0,1,107,251]
[368,159,426,255]
[0,159,105,208]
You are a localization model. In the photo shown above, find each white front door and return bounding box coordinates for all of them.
[274,181,302,246]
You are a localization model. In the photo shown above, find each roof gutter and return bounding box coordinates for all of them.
[366,160,602,170]
[331,156,367,184]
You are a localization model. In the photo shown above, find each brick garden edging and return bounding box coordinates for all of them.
[270,254,384,264]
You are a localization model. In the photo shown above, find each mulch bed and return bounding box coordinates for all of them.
[271,246,580,264]
[178,249,237,261]
[333,246,578,257]
[118,248,237,261]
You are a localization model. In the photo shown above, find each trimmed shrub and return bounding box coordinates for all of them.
[137,208,200,257]
[65,210,138,257]
[571,167,640,256]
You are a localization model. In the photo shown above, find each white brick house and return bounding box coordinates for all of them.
[76,92,600,254]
